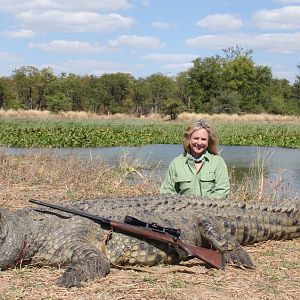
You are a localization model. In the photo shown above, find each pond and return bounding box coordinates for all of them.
[2,144,300,198]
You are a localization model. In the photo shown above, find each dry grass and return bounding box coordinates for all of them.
[0,151,156,208]
[1,108,299,124]
[229,150,300,202]
[0,151,299,299]
[177,112,300,124]
[1,240,299,300]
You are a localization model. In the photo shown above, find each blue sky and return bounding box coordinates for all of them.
[1,0,300,82]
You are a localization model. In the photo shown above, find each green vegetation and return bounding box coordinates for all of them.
[0,119,299,148]
[0,47,300,117]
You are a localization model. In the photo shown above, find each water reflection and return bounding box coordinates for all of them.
[1,144,300,197]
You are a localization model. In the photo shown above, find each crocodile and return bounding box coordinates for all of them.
[0,195,299,287]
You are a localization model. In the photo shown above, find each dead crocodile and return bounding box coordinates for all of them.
[0,195,299,287]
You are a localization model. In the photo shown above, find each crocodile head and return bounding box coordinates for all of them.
[0,209,26,270]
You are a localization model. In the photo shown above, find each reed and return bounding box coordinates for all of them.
[1,109,299,123]
[228,149,299,201]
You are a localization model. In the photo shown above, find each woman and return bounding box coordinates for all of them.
[160,120,230,198]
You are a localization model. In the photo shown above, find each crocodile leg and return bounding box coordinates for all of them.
[195,214,255,269]
[27,216,111,288]
[56,242,110,288]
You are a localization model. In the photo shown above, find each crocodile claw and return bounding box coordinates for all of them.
[57,265,85,288]
[223,246,255,269]
[57,256,110,288]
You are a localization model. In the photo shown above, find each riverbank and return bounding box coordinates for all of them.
[0,111,299,148]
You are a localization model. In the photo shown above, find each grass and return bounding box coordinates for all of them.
[0,114,299,148]
[0,152,156,208]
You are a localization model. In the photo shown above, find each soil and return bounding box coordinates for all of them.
[0,239,299,300]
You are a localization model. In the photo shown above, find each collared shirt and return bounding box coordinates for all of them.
[160,152,230,199]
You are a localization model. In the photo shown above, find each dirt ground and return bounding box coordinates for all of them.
[0,239,299,300]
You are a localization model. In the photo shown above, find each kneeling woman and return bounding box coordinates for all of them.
[160,120,230,199]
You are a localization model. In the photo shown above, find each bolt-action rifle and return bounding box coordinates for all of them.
[29,199,225,270]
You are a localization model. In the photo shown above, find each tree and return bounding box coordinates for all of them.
[0,77,18,109]
[207,90,242,114]
[45,92,72,112]
[12,66,39,109]
[132,77,152,116]
[222,45,253,60]
[12,66,55,110]
[292,65,300,98]
[162,98,186,120]
[145,73,176,114]
[0,78,6,109]
[85,75,107,113]
[56,73,87,111]
[266,78,292,114]
[186,56,224,112]
[223,56,262,112]
[99,73,134,114]
[34,67,56,110]
[175,72,193,111]
[289,65,300,114]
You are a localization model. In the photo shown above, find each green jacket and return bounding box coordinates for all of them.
[160,152,230,199]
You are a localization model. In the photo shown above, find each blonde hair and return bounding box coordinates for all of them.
[183,120,219,155]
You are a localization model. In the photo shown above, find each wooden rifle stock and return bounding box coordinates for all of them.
[29,199,225,270]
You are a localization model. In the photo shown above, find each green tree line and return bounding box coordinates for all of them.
[0,47,300,117]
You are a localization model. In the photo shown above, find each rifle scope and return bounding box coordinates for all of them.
[124,215,181,238]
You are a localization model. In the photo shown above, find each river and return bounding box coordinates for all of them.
[2,144,300,197]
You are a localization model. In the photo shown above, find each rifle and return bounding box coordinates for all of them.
[29,199,225,270]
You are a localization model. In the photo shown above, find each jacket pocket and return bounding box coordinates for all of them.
[200,174,216,193]
[174,176,192,194]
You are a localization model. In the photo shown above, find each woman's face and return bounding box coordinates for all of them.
[189,128,209,157]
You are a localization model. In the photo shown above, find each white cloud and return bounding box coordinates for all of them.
[162,62,193,72]
[186,32,300,54]
[53,0,131,12]
[152,21,174,29]
[252,6,300,30]
[45,59,124,75]
[16,11,135,33]
[2,29,35,38]
[271,63,297,82]
[109,35,163,49]
[0,0,58,13]
[140,0,150,6]
[273,69,297,81]
[142,54,196,74]
[0,0,131,13]
[0,51,19,61]
[142,53,197,62]
[197,14,244,31]
[28,40,113,55]
[274,0,300,4]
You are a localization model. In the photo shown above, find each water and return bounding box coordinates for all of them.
[2,144,300,197]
